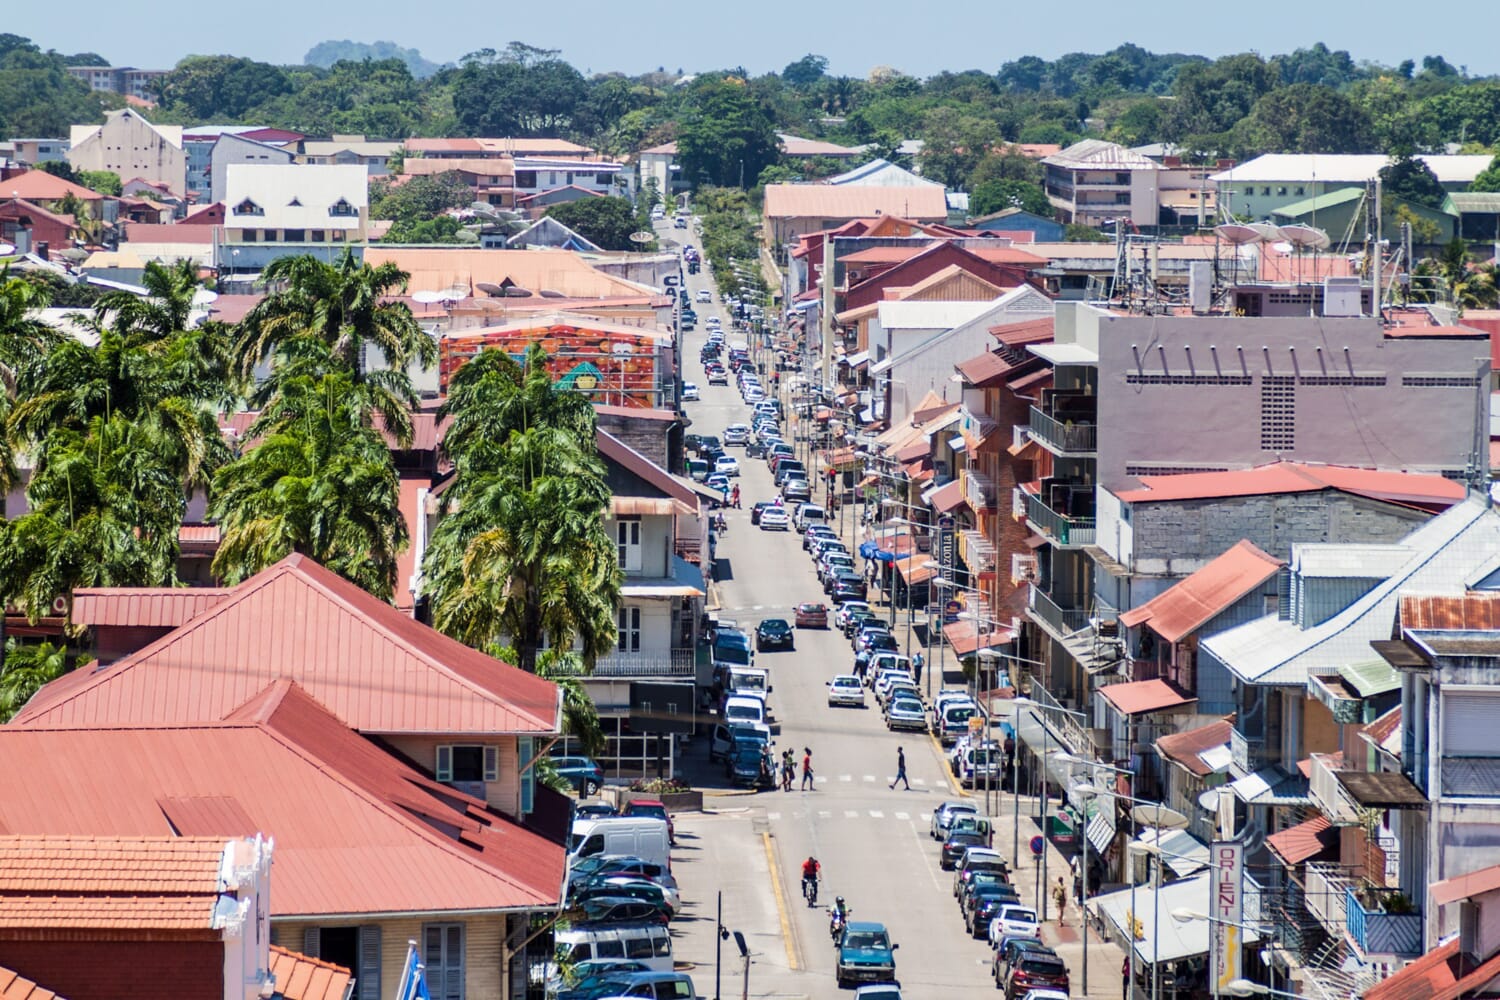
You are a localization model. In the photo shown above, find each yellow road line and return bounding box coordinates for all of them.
[928,730,970,798]
[762,830,800,970]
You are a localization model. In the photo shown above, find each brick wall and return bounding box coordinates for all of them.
[0,939,222,999]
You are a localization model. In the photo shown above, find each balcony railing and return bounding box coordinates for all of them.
[1231,727,1267,772]
[959,529,996,573]
[1029,405,1097,455]
[1303,862,1354,940]
[1024,491,1096,547]
[1028,585,1092,638]
[1308,752,1361,825]
[1346,887,1422,957]
[965,469,997,512]
[592,648,697,677]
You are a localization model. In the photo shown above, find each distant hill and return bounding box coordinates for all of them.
[303,40,446,78]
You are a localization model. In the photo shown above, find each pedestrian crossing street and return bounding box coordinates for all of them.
[766,808,930,823]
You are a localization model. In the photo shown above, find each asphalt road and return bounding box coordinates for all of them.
[662,217,1015,998]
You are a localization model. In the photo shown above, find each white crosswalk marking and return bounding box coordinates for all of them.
[895,812,910,820]
[912,778,928,786]
[919,813,932,823]
[862,775,876,782]
[815,775,828,783]
[844,810,859,819]
[818,810,832,819]
[838,774,853,782]
[767,812,781,821]
[869,810,884,818]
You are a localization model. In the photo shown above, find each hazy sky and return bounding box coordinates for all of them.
[12,0,1497,80]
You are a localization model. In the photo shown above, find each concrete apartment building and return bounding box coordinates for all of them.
[66,66,167,101]
[68,108,186,196]
[1041,140,1161,229]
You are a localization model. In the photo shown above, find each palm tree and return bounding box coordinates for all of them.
[235,249,436,382]
[209,366,408,600]
[439,343,597,469]
[92,258,202,343]
[0,268,63,396]
[0,640,73,722]
[249,335,417,448]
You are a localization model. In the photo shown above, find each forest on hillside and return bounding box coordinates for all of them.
[4,33,1500,199]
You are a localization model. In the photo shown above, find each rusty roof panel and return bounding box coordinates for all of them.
[1399,592,1500,631]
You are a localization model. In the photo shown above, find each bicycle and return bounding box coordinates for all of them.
[802,875,819,907]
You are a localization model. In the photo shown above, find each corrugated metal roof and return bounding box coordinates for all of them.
[1097,678,1196,716]
[0,681,564,918]
[1362,938,1500,1000]
[1043,140,1160,171]
[942,620,1015,655]
[1120,540,1283,643]
[268,946,354,1000]
[14,554,559,735]
[762,184,948,221]
[72,587,233,627]
[1265,815,1336,866]
[364,247,651,300]
[1338,658,1400,697]
[1212,153,1494,185]
[1400,591,1500,630]
[1115,462,1467,511]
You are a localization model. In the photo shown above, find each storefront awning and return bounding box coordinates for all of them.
[844,350,871,369]
[1091,872,1261,966]
[1132,827,1210,877]
[942,619,1015,656]
[621,555,706,598]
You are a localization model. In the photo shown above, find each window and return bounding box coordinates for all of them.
[311,230,325,242]
[423,923,465,1000]
[288,196,302,206]
[520,737,535,813]
[234,198,263,216]
[241,230,256,242]
[1261,187,1271,196]
[1442,690,1500,797]
[328,198,356,217]
[1294,186,1305,196]
[434,744,499,783]
[616,516,642,571]
[516,171,537,188]
[303,926,381,1000]
[618,606,642,652]
[284,229,305,242]
[262,230,277,242]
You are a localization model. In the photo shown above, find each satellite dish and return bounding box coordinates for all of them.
[437,289,467,302]
[629,231,655,244]
[1197,789,1221,813]
[1280,223,1331,251]
[475,281,505,297]
[1249,222,1286,244]
[1134,803,1190,830]
[503,286,533,297]
[412,290,443,303]
[539,289,566,298]
[1271,241,1294,255]
[1214,223,1261,246]
[0,242,15,256]
[191,289,219,306]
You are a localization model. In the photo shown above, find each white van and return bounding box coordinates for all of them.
[569,817,671,869]
[554,921,674,972]
[723,694,767,729]
[794,504,826,532]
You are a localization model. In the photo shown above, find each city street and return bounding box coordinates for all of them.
[659,216,1124,999]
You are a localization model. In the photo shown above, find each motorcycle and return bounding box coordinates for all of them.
[802,875,819,907]
[828,906,849,940]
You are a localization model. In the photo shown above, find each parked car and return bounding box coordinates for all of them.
[940,830,989,870]
[1002,952,1070,999]
[696,289,712,302]
[993,940,1057,986]
[714,455,740,477]
[804,526,837,551]
[966,887,1023,938]
[707,368,728,385]
[827,674,866,708]
[930,801,980,840]
[575,802,618,819]
[853,986,903,1000]
[834,922,899,989]
[988,904,1041,946]
[749,501,772,525]
[836,601,872,630]
[707,723,770,762]
[755,618,794,652]
[952,848,1007,897]
[723,423,749,445]
[760,507,790,530]
[620,799,676,845]
[794,602,828,628]
[552,755,604,796]
[884,695,928,732]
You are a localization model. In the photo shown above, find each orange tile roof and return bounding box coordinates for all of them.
[364,247,650,300]
[1119,540,1284,643]
[927,479,967,514]
[1265,815,1337,866]
[1115,462,1467,512]
[268,946,353,1000]
[0,966,63,1000]
[0,835,225,932]
[763,184,948,222]
[1098,678,1197,716]
[1362,939,1500,1000]
[1154,718,1234,778]
[15,554,559,736]
[942,620,1015,655]
[839,244,932,265]
[1399,592,1500,630]
[0,170,104,202]
[0,681,565,917]
[969,245,1049,266]
[1362,705,1402,753]
[400,157,515,177]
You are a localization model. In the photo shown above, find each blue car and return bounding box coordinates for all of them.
[836,921,899,988]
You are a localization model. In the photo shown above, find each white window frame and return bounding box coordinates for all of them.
[618,605,642,653]
[434,744,500,783]
[616,517,643,572]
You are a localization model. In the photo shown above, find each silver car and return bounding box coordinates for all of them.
[885,695,928,732]
[930,801,980,840]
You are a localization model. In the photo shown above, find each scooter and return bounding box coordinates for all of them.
[828,906,850,940]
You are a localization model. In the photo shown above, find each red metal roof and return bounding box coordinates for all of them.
[927,479,967,514]
[1115,462,1466,512]
[942,620,1015,655]
[72,587,232,627]
[1362,939,1500,1000]
[14,555,559,736]
[0,966,62,1000]
[268,946,354,1000]
[1119,540,1284,642]
[989,317,1056,345]
[1154,719,1234,778]
[1265,815,1337,866]
[1098,678,1197,716]
[1431,862,1500,907]
[0,681,564,917]
[1400,592,1500,630]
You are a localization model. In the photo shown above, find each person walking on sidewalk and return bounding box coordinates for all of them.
[890,746,910,789]
[801,747,815,790]
[1053,876,1069,926]
[912,652,924,686]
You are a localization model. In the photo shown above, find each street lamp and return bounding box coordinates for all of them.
[1170,910,1281,999]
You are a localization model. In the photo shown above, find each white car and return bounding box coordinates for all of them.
[714,455,740,477]
[682,382,700,401]
[696,289,712,302]
[827,674,866,708]
[988,904,1041,947]
[705,315,722,328]
[723,424,749,445]
[760,507,790,530]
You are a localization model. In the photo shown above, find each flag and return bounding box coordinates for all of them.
[395,940,432,1000]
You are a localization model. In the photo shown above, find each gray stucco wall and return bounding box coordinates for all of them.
[1095,315,1489,489]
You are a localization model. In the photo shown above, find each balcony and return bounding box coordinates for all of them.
[964,469,997,512]
[1029,405,1097,455]
[958,529,996,573]
[1230,727,1268,772]
[1308,752,1361,824]
[1303,863,1354,940]
[592,648,698,678]
[1345,886,1422,958]
[1028,585,1092,639]
[1023,484,1095,547]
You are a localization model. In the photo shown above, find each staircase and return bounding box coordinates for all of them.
[1293,929,1385,1000]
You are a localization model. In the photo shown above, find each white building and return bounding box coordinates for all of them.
[207,133,294,204]
[68,108,186,196]
[1211,153,1496,220]
[1042,140,1161,229]
[222,163,369,244]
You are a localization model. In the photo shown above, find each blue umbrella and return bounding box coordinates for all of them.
[875,549,895,562]
[858,541,878,559]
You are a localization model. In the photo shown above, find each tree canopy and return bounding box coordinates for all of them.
[544,196,641,250]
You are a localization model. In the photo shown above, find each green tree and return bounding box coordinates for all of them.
[209,354,407,599]
[1380,151,1445,209]
[424,345,619,672]
[1235,84,1374,155]
[0,41,108,137]
[544,196,640,250]
[970,178,1052,218]
[74,169,121,196]
[0,640,75,721]
[782,54,829,89]
[1471,155,1500,193]
[153,55,292,119]
[675,77,781,188]
[381,215,465,244]
[0,267,62,397]
[451,49,587,136]
[234,250,434,403]
[370,171,474,223]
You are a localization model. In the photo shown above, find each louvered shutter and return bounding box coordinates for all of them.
[435,745,453,782]
[357,925,381,1000]
[1444,692,1500,753]
[483,745,499,782]
[520,738,535,814]
[302,926,320,958]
